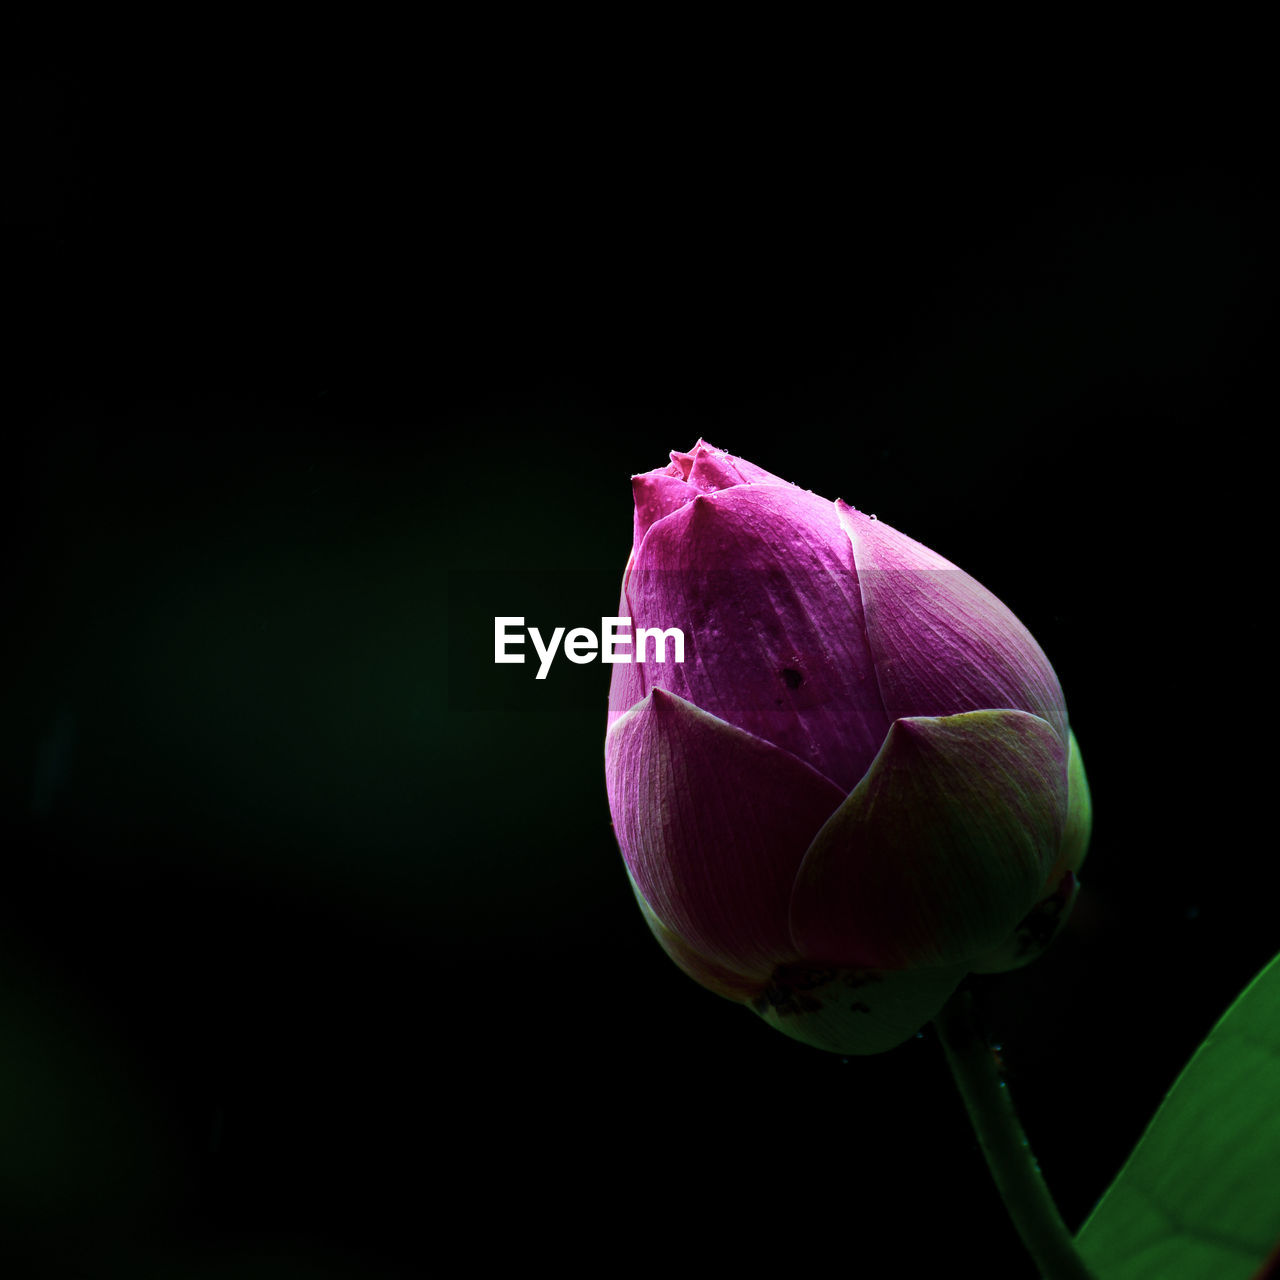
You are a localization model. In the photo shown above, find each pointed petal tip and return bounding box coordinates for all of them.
[646,685,677,713]
[631,470,696,546]
[608,685,689,741]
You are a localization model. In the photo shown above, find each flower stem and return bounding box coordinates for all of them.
[933,986,1095,1280]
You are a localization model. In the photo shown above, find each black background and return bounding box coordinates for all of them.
[5,58,1272,1278]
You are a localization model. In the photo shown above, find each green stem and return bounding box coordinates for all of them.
[934,987,1095,1280]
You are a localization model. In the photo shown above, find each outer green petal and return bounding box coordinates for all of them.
[750,962,968,1055]
[971,728,1092,973]
[1058,728,1092,881]
[789,709,1068,971]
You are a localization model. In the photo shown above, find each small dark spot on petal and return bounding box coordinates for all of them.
[781,667,804,690]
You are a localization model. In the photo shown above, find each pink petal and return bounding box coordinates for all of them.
[838,502,1069,744]
[789,709,1069,971]
[605,687,845,981]
[631,440,794,548]
[632,472,696,548]
[606,643,647,730]
[607,557,646,729]
[626,485,891,793]
[677,439,794,493]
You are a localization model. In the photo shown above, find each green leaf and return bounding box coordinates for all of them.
[1076,951,1280,1279]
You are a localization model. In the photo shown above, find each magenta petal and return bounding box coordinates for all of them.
[605,687,845,980]
[606,563,646,729]
[632,441,795,547]
[838,502,1069,743]
[632,472,696,547]
[681,440,794,493]
[790,709,1069,971]
[627,486,891,792]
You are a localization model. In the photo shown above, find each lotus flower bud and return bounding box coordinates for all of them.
[605,441,1091,1055]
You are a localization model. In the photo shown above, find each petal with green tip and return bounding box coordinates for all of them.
[789,709,1068,971]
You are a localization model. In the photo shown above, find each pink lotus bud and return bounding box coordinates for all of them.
[605,441,1091,1054]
